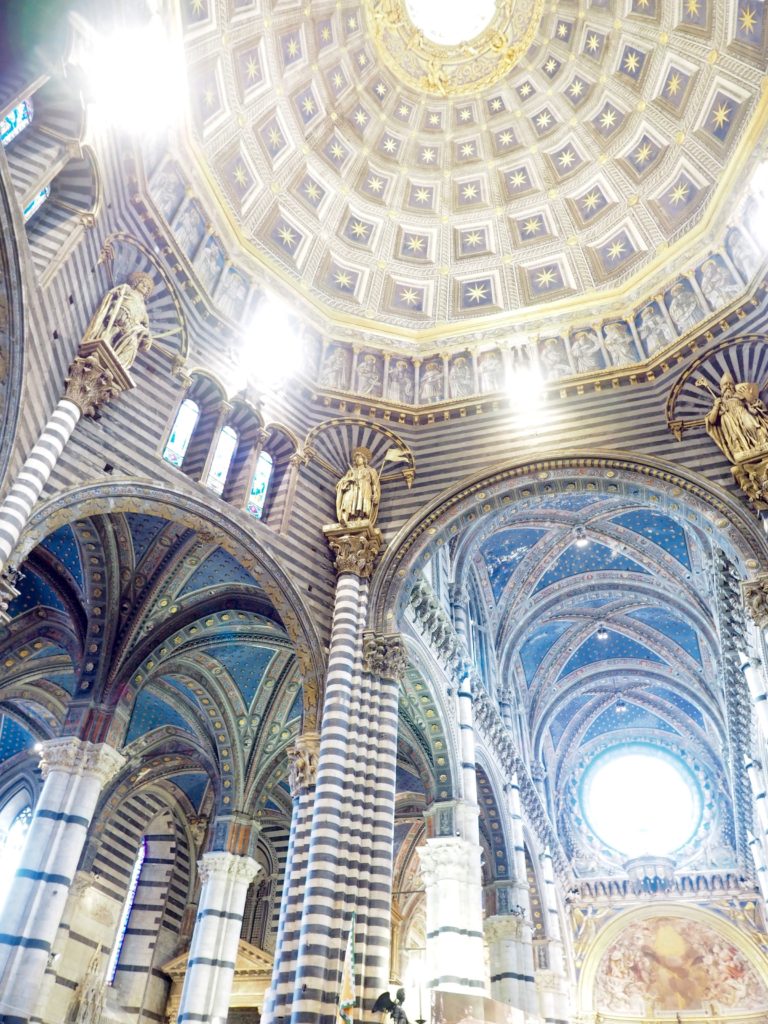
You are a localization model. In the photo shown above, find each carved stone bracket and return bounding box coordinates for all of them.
[362,631,407,680]
[39,737,126,787]
[0,567,21,626]
[65,338,135,417]
[288,731,320,797]
[742,574,768,629]
[322,524,383,578]
[732,453,768,510]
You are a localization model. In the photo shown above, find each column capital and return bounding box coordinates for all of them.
[418,837,482,887]
[362,631,407,680]
[742,574,768,629]
[288,732,320,797]
[448,581,469,605]
[322,524,383,578]
[65,339,134,416]
[484,913,528,944]
[198,850,261,886]
[38,737,125,786]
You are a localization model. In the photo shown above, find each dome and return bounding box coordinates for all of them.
[167,0,768,344]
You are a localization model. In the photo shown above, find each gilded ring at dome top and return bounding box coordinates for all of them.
[364,0,544,97]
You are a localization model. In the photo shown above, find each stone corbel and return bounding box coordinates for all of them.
[742,574,768,629]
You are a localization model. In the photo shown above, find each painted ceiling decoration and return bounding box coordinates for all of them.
[443,482,736,877]
[140,0,768,372]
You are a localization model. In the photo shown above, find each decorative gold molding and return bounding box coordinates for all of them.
[365,0,543,96]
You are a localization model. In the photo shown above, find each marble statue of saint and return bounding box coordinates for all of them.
[603,322,634,367]
[637,304,672,355]
[449,356,473,398]
[336,446,380,529]
[702,372,768,463]
[668,283,703,334]
[541,337,570,379]
[571,331,599,373]
[357,354,381,395]
[729,230,759,280]
[420,361,443,403]
[320,348,348,389]
[83,271,153,370]
[699,259,740,310]
[479,351,502,392]
[388,360,413,404]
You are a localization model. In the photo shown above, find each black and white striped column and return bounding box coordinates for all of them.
[0,737,124,1022]
[0,399,80,571]
[263,733,319,1024]
[176,851,260,1024]
[288,568,367,1023]
[485,773,537,1013]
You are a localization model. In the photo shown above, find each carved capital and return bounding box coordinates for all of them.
[362,631,407,680]
[323,524,383,578]
[742,574,768,629]
[418,837,482,889]
[39,738,125,786]
[288,732,320,797]
[198,851,261,886]
[65,339,134,416]
[484,913,528,944]
[187,815,209,849]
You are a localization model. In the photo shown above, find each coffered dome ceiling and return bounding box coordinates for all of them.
[169,0,768,339]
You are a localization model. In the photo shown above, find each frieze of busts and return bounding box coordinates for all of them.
[362,632,407,681]
[742,574,768,629]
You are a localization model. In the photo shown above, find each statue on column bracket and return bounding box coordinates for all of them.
[697,372,768,509]
[335,446,380,529]
[66,272,156,417]
[83,271,154,370]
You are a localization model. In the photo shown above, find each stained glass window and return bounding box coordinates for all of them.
[247,451,273,518]
[1,99,33,147]
[206,425,238,495]
[162,399,199,467]
[22,185,50,223]
[0,804,32,911]
[107,838,147,985]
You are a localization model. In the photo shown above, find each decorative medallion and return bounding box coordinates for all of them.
[364,0,544,96]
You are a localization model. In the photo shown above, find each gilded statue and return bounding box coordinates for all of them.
[336,446,380,529]
[698,372,768,464]
[83,271,154,370]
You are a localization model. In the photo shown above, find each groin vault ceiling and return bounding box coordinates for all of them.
[165,0,768,340]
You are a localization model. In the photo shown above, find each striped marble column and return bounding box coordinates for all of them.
[485,773,537,1014]
[288,564,367,1023]
[263,732,319,1024]
[0,737,125,1022]
[0,344,129,616]
[287,523,409,1024]
[418,837,486,995]
[176,851,260,1024]
[358,631,406,1012]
